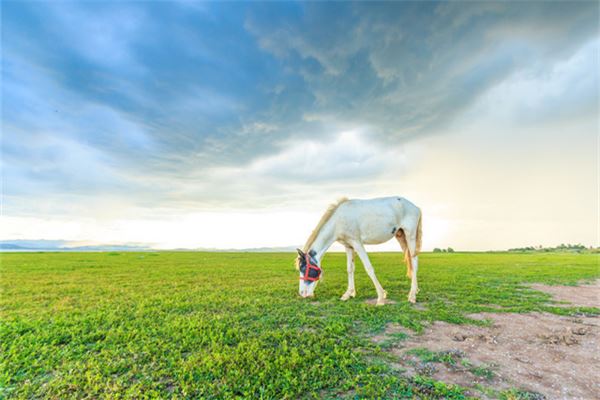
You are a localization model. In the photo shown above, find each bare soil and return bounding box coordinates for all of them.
[375,280,600,399]
[529,279,599,308]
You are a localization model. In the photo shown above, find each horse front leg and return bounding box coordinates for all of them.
[340,246,356,301]
[353,242,387,306]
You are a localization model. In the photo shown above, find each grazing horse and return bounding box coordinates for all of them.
[296,196,422,305]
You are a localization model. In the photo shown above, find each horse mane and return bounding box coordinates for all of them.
[303,197,349,252]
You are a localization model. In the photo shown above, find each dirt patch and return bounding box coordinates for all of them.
[391,313,599,399]
[372,281,600,399]
[529,279,600,308]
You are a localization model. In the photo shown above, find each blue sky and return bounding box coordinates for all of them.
[2,1,598,250]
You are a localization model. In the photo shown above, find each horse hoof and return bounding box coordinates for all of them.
[376,299,386,306]
[340,291,355,301]
[408,296,416,304]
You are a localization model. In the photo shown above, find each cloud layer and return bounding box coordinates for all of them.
[2,1,598,248]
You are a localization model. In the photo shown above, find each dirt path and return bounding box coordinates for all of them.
[375,280,600,399]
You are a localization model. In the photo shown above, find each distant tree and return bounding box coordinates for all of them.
[447,247,454,253]
[509,243,591,253]
[433,248,442,253]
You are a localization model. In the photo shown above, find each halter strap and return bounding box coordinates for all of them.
[300,254,321,282]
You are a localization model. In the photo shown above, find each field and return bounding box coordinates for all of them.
[1,252,598,399]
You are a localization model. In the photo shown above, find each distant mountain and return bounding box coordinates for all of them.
[0,243,26,250]
[2,240,597,253]
[0,240,150,252]
[0,240,70,250]
[0,240,297,252]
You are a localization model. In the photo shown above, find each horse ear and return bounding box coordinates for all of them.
[296,248,305,257]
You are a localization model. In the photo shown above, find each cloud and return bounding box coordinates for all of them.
[459,38,599,128]
[250,130,397,182]
[2,0,598,223]
[246,2,598,141]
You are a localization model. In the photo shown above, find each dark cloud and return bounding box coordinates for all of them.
[247,2,598,142]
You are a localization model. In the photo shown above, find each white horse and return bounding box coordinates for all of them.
[296,196,422,305]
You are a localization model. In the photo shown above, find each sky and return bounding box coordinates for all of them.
[1,1,598,251]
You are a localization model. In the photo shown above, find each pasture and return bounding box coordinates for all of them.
[1,252,598,399]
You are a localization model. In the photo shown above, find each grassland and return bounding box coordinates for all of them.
[1,252,598,399]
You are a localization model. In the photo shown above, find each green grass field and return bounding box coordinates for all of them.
[1,252,598,399]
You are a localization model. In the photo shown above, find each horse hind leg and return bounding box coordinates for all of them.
[395,229,412,278]
[395,229,419,303]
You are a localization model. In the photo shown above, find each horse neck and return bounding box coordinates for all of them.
[310,219,336,262]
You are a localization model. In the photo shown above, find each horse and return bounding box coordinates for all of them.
[296,196,422,305]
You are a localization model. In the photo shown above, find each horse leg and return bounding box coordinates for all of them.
[352,242,387,306]
[340,246,356,301]
[408,255,419,303]
[396,229,419,303]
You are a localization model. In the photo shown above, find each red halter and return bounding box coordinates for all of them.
[300,254,321,282]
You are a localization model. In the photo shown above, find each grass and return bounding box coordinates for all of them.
[1,251,598,399]
[461,360,495,381]
[405,348,495,381]
[406,348,464,365]
[377,332,409,350]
